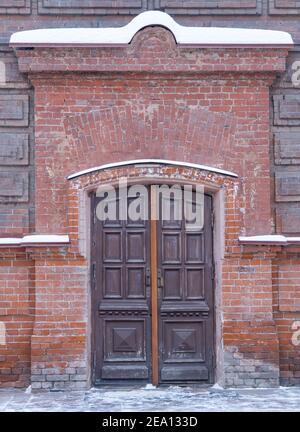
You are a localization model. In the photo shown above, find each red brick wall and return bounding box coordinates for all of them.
[30,256,88,390]
[32,73,273,236]
[1,26,299,389]
[0,253,34,388]
[273,257,300,385]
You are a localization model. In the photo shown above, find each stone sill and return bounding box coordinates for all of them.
[0,234,70,248]
[239,235,300,246]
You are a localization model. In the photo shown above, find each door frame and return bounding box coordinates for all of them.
[150,186,159,385]
[89,175,224,387]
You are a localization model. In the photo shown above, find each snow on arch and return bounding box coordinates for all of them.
[67,159,238,180]
[10,10,293,48]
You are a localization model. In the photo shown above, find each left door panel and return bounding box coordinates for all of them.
[91,188,151,384]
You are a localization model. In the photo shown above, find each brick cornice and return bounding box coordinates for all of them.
[13,25,290,76]
[14,46,290,76]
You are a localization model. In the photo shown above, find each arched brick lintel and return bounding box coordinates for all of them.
[67,159,238,181]
[67,161,239,269]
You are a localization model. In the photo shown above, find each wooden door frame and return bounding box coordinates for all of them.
[150,186,159,386]
[90,178,217,386]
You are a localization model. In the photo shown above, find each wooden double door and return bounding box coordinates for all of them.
[91,185,214,385]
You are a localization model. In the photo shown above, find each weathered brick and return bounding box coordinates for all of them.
[46,375,69,382]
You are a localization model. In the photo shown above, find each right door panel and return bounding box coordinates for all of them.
[157,193,214,383]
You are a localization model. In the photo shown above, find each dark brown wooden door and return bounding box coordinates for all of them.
[92,186,214,385]
[92,188,151,384]
[157,193,214,383]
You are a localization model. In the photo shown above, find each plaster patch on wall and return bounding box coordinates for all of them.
[0,61,5,83]
[291,321,300,346]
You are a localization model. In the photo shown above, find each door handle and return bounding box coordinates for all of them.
[145,268,151,298]
[157,269,164,289]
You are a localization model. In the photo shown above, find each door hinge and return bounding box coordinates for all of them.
[211,264,215,281]
[145,268,151,286]
[92,262,96,288]
[145,268,151,297]
[93,351,97,369]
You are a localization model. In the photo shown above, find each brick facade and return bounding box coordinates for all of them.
[0,2,300,389]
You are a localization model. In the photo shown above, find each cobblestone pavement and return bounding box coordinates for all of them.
[0,386,300,412]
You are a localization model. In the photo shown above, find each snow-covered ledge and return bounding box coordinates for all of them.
[239,235,300,246]
[0,235,70,248]
[9,11,293,48]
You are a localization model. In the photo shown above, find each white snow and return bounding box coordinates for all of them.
[0,234,70,247]
[25,385,32,395]
[239,235,300,245]
[211,383,224,390]
[0,238,22,246]
[144,384,157,390]
[3,386,300,412]
[9,11,294,48]
[239,235,287,244]
[67,159,238,180]
[21,234,70,244]
[286,237,300,243]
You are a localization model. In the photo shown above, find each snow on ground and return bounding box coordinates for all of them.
[1,386,300,412]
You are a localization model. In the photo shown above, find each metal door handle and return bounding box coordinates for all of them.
[145,268,151,287]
